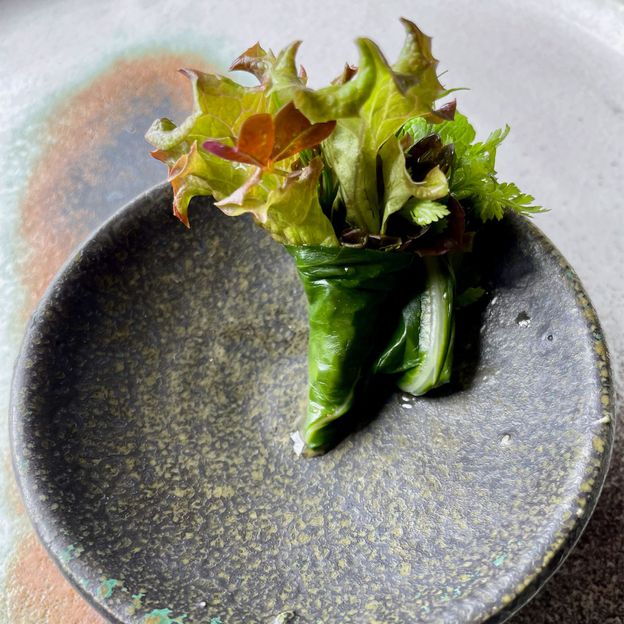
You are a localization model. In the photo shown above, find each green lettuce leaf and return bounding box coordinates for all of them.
[148,68,268,151]
[146,68,270,224]
[257,158,339,247]
[164,142,260,226]
[295,19,447,234]
[268,41,309,110]
[392,17,444,97]
[293,39,378,122]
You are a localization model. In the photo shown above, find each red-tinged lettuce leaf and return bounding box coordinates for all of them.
[203,102,335,171]
[145,65,274,226]
[331,64,358,86]
[229,42,272,81]
[424,99,457,123]
[272,102,336,162]
[272,101,311,158]
[146,56,336,239]
[298,65,308,85]
[166,141,259,226]
[231,113,275,166]
[203,113,275,168]
[201,140,261,167]
[147,20,467,244]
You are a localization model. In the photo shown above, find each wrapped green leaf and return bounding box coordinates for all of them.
[146,18,542,456]
[376,256,455,395]
[287,247,414,454]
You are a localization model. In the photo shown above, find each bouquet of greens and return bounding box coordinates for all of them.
[146,19,541,455]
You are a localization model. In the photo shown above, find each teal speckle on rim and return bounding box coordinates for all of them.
[10,184,614,623]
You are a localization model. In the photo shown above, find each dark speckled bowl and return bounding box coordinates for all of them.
[11,184,614,624]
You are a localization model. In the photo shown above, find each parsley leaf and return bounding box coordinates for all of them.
[401,198,450,226]
[401,113,544,221]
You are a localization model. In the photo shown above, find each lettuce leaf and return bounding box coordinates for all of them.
[259,158,339,247]
[230,40,308,112]
[295,19,447,234]
[165,141,261,226]
[146,65,336,242]
[202,102,335,170]
[147,20,539,246]
[146,69,270,224]
[293,39,378,123]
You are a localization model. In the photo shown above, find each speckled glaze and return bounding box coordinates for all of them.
[10,184,614,624]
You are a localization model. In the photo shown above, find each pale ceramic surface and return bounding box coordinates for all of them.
[1,1,623,622]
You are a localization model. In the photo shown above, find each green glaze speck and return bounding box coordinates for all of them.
[10,184,614,623]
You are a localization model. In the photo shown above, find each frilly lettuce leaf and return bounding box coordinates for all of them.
[145,63,335,241]
[229,42,270,82]
[165,143,337,246]
[147,18,538,248]
[392,17,444,96]
[203,102,335,170]
[230,40,308,111]
[147,68,268,155]
[204,102,335,209]
[165,141,263,226]
[146,68,270,225]
[293,39,377,122]
[294,19,447,233]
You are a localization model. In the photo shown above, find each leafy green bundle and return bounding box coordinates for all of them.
[146,19,541,455]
